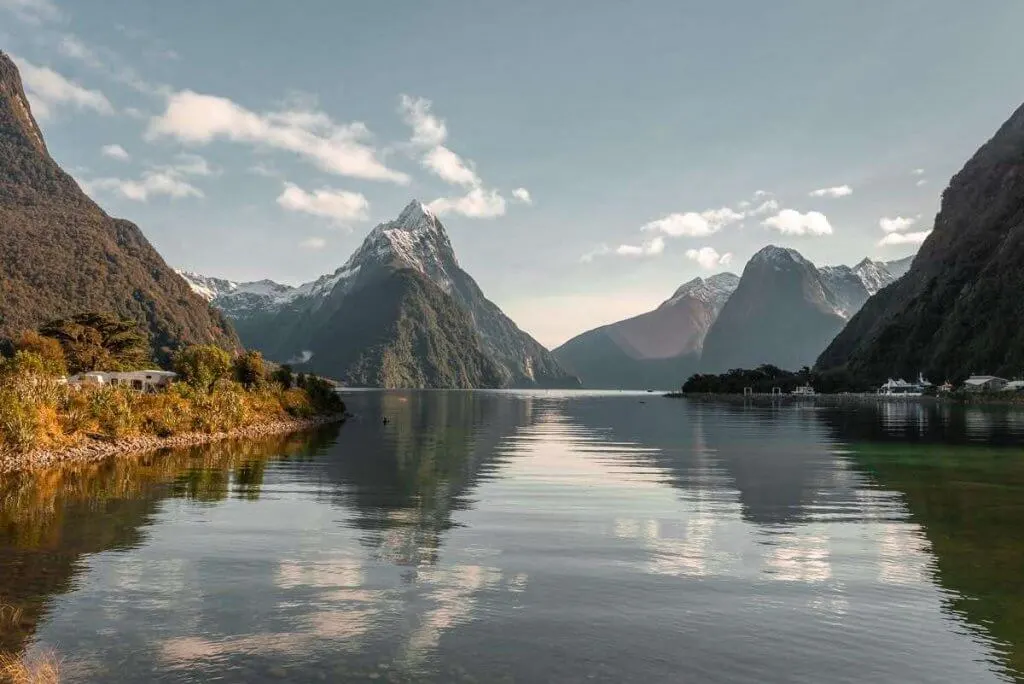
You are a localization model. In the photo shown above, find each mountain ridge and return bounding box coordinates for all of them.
[0,51,240,358]
[186,200,579,388]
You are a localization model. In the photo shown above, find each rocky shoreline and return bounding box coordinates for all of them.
[0,414,344,475]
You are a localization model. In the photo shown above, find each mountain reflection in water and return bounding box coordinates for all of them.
[0,392,1022,683]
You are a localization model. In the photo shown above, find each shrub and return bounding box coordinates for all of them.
[173,345,232,393]
[233,350,266,389]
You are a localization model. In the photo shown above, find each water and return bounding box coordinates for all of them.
[2,391,1024,683]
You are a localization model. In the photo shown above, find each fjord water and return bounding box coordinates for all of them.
[2,394,1024,682]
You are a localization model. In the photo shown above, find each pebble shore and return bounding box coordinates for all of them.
[0,414,344,475]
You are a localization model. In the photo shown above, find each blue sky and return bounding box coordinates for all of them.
[3,0,1023,347]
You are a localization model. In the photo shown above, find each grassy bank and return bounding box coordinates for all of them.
[0,347,344,461]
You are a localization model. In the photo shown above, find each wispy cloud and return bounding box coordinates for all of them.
[276,182,370,223]
[512,188,532,204]
[879,215,918,233]
[686,247,733,270]
[400,94,512,218]
[299,237,327,250]
[642,207,744,237]
[915,179,928,187]
[912,168,925,175]
[12,55,114,120]
[100,144,130,161]
[427,187,506,218]
[878,230,930,246]
[763,209,833,236]
[82,154,212,202]
[616,237,665,257]
[0,0,60,24]
[147,91,409,183]
[83,171,202,202]
[809,184,852,198]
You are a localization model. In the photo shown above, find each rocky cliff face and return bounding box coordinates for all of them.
[553,273,739,389]
[0,52,239,358]
[817,101,1024,380]
[184,201,579,388]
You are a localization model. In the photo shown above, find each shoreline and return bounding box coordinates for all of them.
[664,392,1024,406]
[0,414,344,475]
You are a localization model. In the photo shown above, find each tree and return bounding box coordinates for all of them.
[39,313,150,374]
[173,345,232,393]
[233,350,266,389]
[271,364,294,389]
[14,331,67,376]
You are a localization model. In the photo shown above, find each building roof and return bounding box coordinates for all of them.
[964,375,1006,385]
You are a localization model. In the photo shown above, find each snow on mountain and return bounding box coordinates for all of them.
[660,273,740,310]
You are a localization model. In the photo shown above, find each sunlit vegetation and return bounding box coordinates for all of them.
[0,316,345,457]
[0,650,60,684]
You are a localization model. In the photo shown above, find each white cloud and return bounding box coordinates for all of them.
[878,230,931,246]
[248,163,280,178]
[100,144,130,161]
[276,182,370,223]
[12,56,114,120]
[580,245,611,263]
[299,237,327,250]
[58,36,104,70]
[616,237,665,257]
[749,198,780,216]
[398,94,448,147]
[685,247,733,270]
[169,153,214,176]
[912,168,925,175]
[0,0,60,23]
[83,170,202,201]
[763,209,833,236]
[753,189,772,198]
[512,188,532,204]
[427,187,506,218]
[916,179,927,187]
[809,184,852,198]
[642,207,744,237]
[422,145,480,187]
[147,90,409,183]
[879,216,917,233]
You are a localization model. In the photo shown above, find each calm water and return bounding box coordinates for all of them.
[2,392,1024,683]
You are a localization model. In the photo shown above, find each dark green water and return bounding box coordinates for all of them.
[2,391,1024,683]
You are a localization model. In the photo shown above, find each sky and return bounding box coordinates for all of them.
[3,0,1024,348]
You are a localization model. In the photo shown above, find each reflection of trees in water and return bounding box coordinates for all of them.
[0,429,334,660]
[323,391,535,567]
[821,409,1024,682]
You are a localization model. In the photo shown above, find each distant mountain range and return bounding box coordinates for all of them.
[700,248,911,374]
[182,201,580,389]
[818,99,1024,381]
[556,250,912,388]
[554,273,739,389]
[0,51,239,359]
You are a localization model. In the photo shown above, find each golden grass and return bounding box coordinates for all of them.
[0,604,22,629]
[0,650,61,684]
[0,372,317,457]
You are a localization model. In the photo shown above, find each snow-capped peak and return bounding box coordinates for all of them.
[661,272,740,310]
[749,245,812,271]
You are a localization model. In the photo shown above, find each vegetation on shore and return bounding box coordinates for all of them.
[0,314,344,457]
[679,365,874,395]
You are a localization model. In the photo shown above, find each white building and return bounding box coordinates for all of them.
[68,370,177,393]
[963,375,1007,392]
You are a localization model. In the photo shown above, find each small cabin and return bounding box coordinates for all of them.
[68,370,178,393]
[963,375,1007,393]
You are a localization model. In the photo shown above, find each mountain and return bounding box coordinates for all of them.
[817,101,1024,381]
[0,52,238,358]
[553,273,739,389]
[701,246,855,373]
[184,201,579,388]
